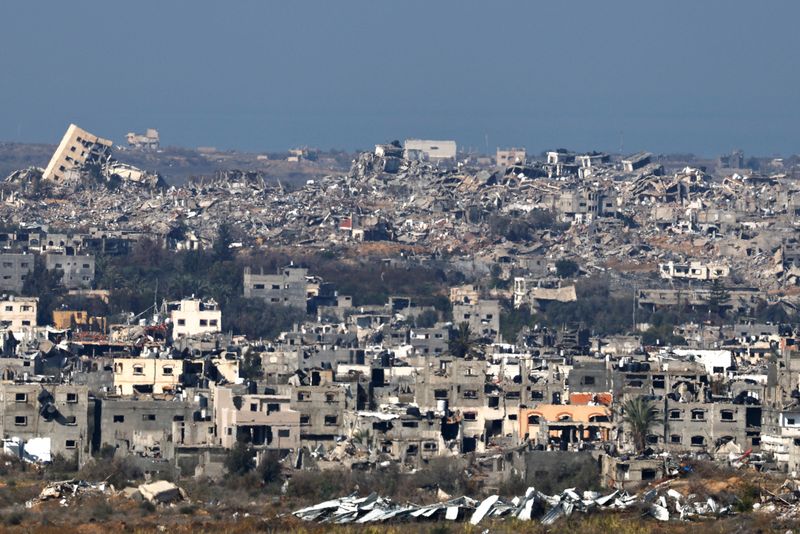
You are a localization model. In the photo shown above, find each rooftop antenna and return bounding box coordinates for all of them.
[619,130,624,156]
[485,133,489,156]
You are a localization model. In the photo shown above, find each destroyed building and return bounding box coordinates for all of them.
[404,139,457,163]
[126,128,160,150]
[0,295,37,330]
[0,253,34,293]
[42,124,112,183]
[243,265,308,308]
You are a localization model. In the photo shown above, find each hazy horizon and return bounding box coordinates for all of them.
[1,1,798,157]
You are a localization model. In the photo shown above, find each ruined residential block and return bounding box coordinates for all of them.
[243,266,308,309]
[659,260,729,281]
[416,357,486,412]
[0,295,37,330]
[344,410,447,466]
[169,298,221,340]
[113,357,184,396]
[546,149,575,165]
[520,404,612,450]
[576,152,610,169]
[403,139,457,163]
[98,396,205,459]
[45,252,95,289]
[637,287,761,313]
[568,358,612,394]
[0,355,40,380]
[556,187,618,223]
[214,385,300,451]
[0,384,91,465]
[452,300,500,340]
[126,128,160,150]
[513,277,577,309]
[42,123,112,182]
[409,325,450,356]
[621,151,652,172]
[496,148,526,167]
[0,253,34,293]
[449,285,480,305]
[290,383,353,445]
[602,455,663,491]
[654,400,761,452]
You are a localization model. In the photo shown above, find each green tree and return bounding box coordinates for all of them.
[621,396,660,454]
[213,223,235,262]
[500,304,535,342]
[21,255,65,325]
[414,309,439,328]
[223,298,306,339]
[224,441,255,476]
[257,451,282,485]
[706,279,730,317]
[555,259,579,279]
[240,351,264,380]
[448,322,480,358]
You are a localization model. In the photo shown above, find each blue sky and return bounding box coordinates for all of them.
[1,1,798,156]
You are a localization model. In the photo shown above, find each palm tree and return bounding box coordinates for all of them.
[449,322,480,358]
[621,396,660,454]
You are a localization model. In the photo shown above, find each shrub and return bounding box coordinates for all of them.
[555,259,579,279]
[734,483,759,513]
[225,442,255,476]
[257,452,282,485]
[3,509,24,526]
[78,456,142,489]
[90,500,113,521]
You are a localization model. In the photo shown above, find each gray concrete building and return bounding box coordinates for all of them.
[0,384,92,465]
[0,253,34,293]
[452,300,501,341]
[244,266,308,309]
[45,252,95,289]
[98,396,207,459]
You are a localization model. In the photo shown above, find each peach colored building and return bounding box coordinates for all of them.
[519,404,612,445]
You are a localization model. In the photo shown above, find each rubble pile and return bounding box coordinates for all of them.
[137,480,187,505]
[3,132,800,296]
[292,483,740,525]
[25,479,111,508]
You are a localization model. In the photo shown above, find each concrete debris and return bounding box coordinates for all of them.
[138,480,186,504]
[293,484,735,525]
[25,479,110,508]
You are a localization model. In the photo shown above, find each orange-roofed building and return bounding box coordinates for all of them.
[569,392,613,406]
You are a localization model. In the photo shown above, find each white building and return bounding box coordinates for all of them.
[403,139,457,163]
[659,261,729,281]
[496,147,526,167]
[669,349,734,377]
[125,128,160,150]
[169,298,222,340]
[761,410,800,473]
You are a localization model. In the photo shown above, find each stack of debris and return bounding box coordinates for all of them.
[137,480,186,505]
[25,479,111,508]
[293,484,740,525]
